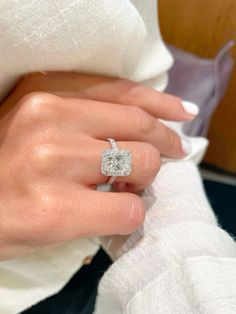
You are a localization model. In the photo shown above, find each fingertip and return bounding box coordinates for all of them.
[154,95,199,121]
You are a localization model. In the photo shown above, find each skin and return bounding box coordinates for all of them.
[0,72,196,260]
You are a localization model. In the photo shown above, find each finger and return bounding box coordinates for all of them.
[68,139,161,191]
[76,77,199,121]
[49,188,146,239]
[64,99,189,158]
[17,72,199,121]
[32,136,160,192]
[111,181,148,193]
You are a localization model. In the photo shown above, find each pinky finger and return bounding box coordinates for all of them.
[60,188,146,239]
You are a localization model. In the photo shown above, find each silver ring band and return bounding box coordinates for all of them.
[108,138,118,151]
[107,138,117,184]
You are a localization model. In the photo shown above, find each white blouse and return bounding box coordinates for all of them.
[0,1,235,313]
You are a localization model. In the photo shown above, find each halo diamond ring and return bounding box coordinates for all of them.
[101,138,132,184]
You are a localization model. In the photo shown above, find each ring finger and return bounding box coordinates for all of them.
[53,137,160,191]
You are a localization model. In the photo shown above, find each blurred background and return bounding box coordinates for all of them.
[159,0,236,236]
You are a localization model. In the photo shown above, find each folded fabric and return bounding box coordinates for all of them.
[94,162,236,313]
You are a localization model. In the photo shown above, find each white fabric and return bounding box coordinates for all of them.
[95,162,236,313]
[0,0,172,103]
[0,238,100,313]
[0,0,235,313]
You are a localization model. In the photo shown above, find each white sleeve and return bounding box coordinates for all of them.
[94,162,236,314]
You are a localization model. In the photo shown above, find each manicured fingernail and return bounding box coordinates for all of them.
[182,101,199,116]
[181,138,192,155]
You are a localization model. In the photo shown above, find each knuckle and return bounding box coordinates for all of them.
[167,129,180,153]
[18,92,57,120]
[30,144,58,174]
[131,106,155,134]
[119,78,137,90]
[119,79,142,103]
[123,195,145,234]
[141,143,160,175]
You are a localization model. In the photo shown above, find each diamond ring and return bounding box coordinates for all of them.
[101,138,132,184]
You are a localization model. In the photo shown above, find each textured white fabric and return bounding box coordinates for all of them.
[0,0,172,103]
[0,0,235,313]
[94,163,236,313]
[0,238,100,314]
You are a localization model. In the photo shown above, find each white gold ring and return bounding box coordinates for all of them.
[101,138,132,184]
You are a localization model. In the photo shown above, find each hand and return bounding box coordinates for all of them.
[0,72,197,260]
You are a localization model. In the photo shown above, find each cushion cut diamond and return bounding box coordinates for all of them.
[101,149,131,176]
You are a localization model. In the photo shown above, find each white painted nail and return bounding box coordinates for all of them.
[181,138,192,155]
[182,101,199,115]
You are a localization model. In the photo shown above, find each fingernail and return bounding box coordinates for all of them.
[182,101,199,116]
[181,138,192,155]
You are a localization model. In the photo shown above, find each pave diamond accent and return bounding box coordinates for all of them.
[101,149,132,177]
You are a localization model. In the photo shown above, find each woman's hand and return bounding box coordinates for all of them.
[0,72,198,260]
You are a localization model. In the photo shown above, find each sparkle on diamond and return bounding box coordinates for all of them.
[101,149,131,176]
